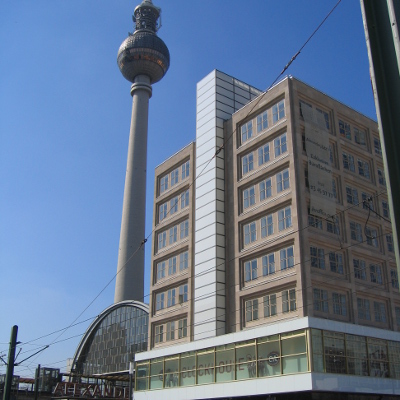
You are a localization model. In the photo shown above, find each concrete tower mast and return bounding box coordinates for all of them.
[114,0,170,303]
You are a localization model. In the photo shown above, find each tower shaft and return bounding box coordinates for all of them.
[114,75,152,303]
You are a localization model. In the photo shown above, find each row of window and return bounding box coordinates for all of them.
[159,190,189,223]
[240,99,285,145]
[157,220,189,252]
[243,245,294,283]
[155,284,188,312]
[159,161,190,195]
[154,317,188,344]
[312,289,347,316]
[357,298,388,323]
[243,205,292,247]
[299,99,381,157]
[242,168,289,211]
[245,288,296,323]
[155,251,189,283]
[241,132,287,177]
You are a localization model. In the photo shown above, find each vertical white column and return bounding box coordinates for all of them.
[114,75,152,303]
[193,71,262,340]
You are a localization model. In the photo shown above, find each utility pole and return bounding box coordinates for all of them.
[3,326,18,400]
[360,0,400,271]
[34,364,40,400]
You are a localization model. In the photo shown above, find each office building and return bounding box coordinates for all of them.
[135,70,400,399]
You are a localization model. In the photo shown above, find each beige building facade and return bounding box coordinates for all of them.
[140,70,400,400]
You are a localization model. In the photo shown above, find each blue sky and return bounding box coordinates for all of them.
[0,0,376,378]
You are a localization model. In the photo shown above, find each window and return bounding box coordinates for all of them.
[182,161,190,179]
[160,175,169,194]
[346,186,358,205]
[261,214,273,237]
[374,302,386,323]
[181,190,189,209]
[332,293,347,316]
[354,259,367,280]
[280,246,294,270]
[158,231,167,250]
[391,269,399,289]
[168,256,177,275]
[169,226,177,244]
[382,201,389,218]
[244,259,257,282]
[282,289,296,313]
[245,299,258,322]
[277,169,289,192]
[257,111,268,132]
[310,246,325,270]
[378,169,386,186]
[350,221,363,242]
[167,289,176,307]
[365,227,378,247]
[243,186,255,209]
[362,192,373,211]
[272,100,285,123]
[241,121,253,143]
[278,206,291,231]
[155,325,164,344]
[244,222,256,245]
[332,178,337,200]
[299,100,312,118]
[157,261,166,280]
[171,168,179,186]
[329,252,343,274]
[396,307,400,326]
[159,202,168,222]
[180,220,189,239]
[370,264,383,284]
[258,144,270,166]
[264,294,277,317]
[309,213,323,230]
[386,234,394,252]
[166,321,175,341]
[357,159,370,179]
[343,152,355,172]
[329,143,336,167]
[242,152,254,175]
[313,289,329,313]
[179,284,188,303]
[374,137,382,156]
[339,120,351,140]
[316,108,330,130]
[259,178,272,201]
[170,196,178,215]
[354,127,366,146]
[156,293,165,311]
[327,216,340,235]
[178,318,187,339]
[262,253,275,276]
[179,251,188,271]
[357,298,371,320]
[274,133,287,157]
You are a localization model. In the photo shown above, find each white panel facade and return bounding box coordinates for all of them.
[194,70,262,340]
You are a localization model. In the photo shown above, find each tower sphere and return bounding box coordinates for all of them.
[117,0,170,84]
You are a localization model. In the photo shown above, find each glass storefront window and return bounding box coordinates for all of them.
[164,357,179,388]
[197,349,214,384]
[346,334,368,376]
[136,362,149,390]
[281,333,308,374]
[323,331,346,374]
[368,338,389,378]
[216,344,235,382]
[236,341,256,380]
[388,341,400,379]
[311,329,323,373]
[149,358,163,390]
[180,352,196,387]
[257,336,281,377]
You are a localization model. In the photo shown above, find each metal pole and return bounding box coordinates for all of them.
[34,365,40,400]
[3,326,18,400]
[360,0,400,272]
[129,361,134,400]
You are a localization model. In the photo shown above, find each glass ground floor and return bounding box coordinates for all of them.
[135,328,400,392]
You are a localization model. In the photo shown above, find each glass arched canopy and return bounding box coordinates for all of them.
[71,301,149,376]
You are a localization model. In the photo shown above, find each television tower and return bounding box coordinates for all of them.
[114,0,170,303]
